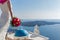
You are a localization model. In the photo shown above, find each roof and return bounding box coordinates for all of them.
[15,29,29,37]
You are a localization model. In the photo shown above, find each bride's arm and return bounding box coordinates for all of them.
[7,0,13,19]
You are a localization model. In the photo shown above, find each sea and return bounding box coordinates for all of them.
[8,19,60,40]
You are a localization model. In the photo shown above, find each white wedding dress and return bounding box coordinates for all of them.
[0,2,10,40]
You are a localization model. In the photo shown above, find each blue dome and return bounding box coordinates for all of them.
[15,29,29,37]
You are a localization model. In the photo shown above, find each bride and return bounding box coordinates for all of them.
[0,0,13,40]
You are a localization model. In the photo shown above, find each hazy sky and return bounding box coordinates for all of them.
[3,0,60,19]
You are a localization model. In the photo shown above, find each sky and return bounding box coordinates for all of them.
[2,0,60,19]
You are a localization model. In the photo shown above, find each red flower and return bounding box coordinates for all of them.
[11,17,21,27]
[0,0,7,4]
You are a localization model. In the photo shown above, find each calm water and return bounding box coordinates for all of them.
[18,24,60,40]
[8,20,60,40]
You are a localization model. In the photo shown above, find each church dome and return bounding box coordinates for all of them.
[15,29,29,37]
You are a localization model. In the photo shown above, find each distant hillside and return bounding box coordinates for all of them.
[21,21,60,26]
